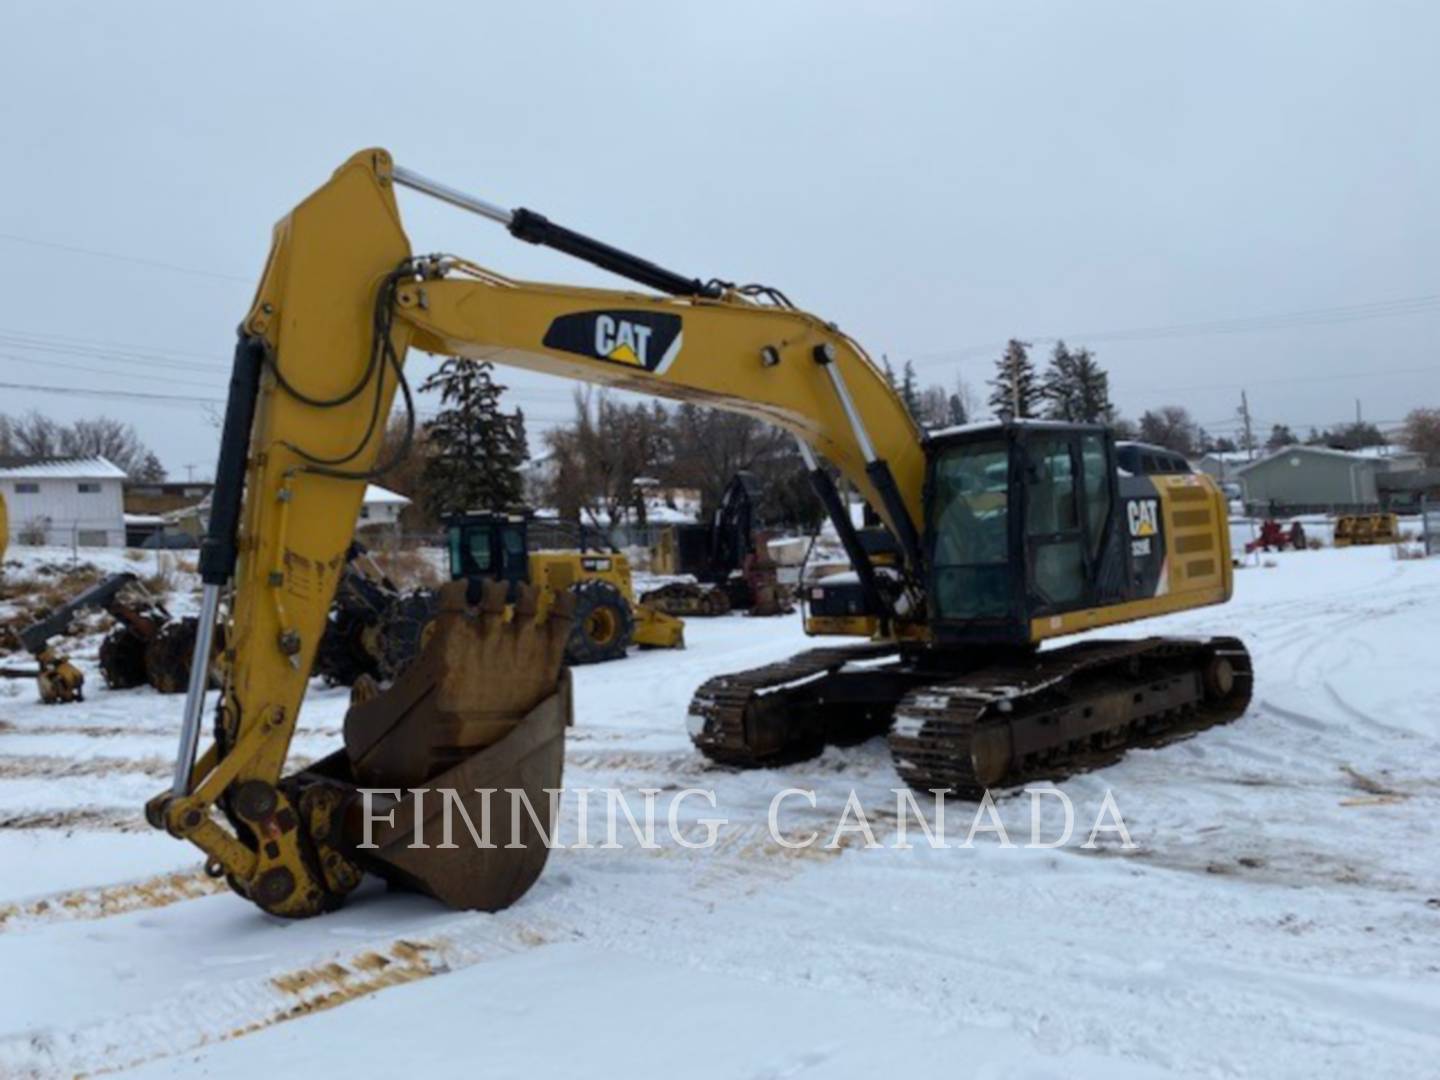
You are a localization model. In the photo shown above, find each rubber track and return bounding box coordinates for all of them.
[888,636,1253,797]
[688,642,899,767]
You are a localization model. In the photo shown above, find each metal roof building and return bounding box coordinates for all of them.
[1235,446,1408,513]
[0,455,128,547]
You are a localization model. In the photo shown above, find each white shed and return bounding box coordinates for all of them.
[359,484,411,530]
[0,456,128,547]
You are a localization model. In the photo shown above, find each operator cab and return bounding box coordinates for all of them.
[445,512,531,589]
[926,421,1131,646]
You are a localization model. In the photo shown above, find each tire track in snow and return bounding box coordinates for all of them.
[0,753,171,780]
[2,825,861,1077]
[0,807,147,833]
[0,868,224,933]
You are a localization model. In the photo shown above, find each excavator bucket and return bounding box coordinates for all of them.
[297,579,575,912]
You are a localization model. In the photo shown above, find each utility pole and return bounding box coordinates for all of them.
[184,463,197,483]
[1238,391,1255,462]
[1011,350,1022,420]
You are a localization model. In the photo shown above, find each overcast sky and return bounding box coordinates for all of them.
[2,0,1436,476]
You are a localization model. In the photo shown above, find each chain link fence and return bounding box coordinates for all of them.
[1424,497,1440,557]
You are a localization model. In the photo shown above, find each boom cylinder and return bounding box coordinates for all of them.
[171,334,264,796]
[391,164,721,299]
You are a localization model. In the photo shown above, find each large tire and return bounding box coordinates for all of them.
[565,580,633,665]
[99,625,149,689]
[145,617,205,694]
[378,588,439,680]
[314,607,384,687]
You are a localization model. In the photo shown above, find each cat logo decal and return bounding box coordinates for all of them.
[542,310,683,374]
[1127,498,1160,538]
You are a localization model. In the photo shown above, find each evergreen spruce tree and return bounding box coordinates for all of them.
[418,359,529,518]
[900,360,920,418]
[1042,342,1113,423]
[946,391,968,427]
[1265,423,1298,451]
[987,339,1039,420]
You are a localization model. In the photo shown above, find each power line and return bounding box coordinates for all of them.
[1127,364,1437,395]
[909,291,1440,368]
[0,379,224,406]
[0,326,231,367]
[0,231,250,283]
[0,351,225,391]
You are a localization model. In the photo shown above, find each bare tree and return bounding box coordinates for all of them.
[1402,407,1440,465]
[5,411,64,457]
[368,411,434,531]
[62,416,164,478]
[1137,406,1200,455]
[0,411,166,478]
[542,390,670,527]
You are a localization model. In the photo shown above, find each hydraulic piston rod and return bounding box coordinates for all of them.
[391,163,721,299]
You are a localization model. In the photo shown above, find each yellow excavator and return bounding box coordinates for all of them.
[145,150,1249,919]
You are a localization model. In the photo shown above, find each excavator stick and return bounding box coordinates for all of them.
[147,152,577,917]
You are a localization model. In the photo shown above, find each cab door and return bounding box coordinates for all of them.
[1022,433,1089,613]
[1021,430,1119,617]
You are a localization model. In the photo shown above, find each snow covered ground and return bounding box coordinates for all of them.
[1,545,1438,1077]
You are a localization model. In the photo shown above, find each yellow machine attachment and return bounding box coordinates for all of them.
[1333,512,1400,547]
[148,150,1248,918]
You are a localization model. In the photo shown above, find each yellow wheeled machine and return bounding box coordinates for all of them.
[145,150,1249,920]
[445,512,683,663]
[1333,512,1399,547]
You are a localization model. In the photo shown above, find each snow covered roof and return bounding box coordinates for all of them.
[362,483,411,507]
[1236,445,1382,472]
[1348,444,1418,459]
[0,455,127,480]
[926,418,1089,440]
[1194,450,1253,464]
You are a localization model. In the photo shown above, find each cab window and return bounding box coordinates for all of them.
[1025,437,1085,608]
[449,525,494,578]
[930,441,1011,619]
[1080,433,1111,560]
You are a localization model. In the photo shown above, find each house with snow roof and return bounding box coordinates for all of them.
[0,455,127,547]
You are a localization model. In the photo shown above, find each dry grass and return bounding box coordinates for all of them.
[1,565,105,610]
[367,545,444,590]
[0,564,107,654]
[137,552,193,597]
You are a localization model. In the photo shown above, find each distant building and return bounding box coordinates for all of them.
[124,480,215,516]
[1376,467,1440,513]
[1235,445,1418,513]
[1347,445,1426,471]
[358,484,410,533]
[0,455,127,547]
[1191,450,1254,486]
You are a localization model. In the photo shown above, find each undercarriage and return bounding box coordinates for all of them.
[688,636,1252,796]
